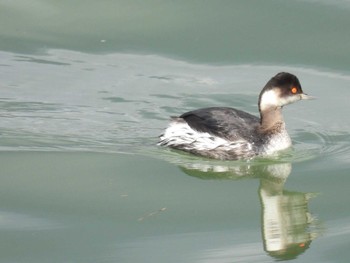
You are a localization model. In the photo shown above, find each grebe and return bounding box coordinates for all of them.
[158,72,312,160]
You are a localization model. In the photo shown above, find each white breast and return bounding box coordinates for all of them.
[261,129,292,155]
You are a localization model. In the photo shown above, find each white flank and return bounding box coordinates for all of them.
[158,120,250,152]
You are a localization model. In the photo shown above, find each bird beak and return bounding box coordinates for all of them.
[300,93,315,100]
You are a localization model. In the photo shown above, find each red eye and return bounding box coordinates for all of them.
[291,87,298,94]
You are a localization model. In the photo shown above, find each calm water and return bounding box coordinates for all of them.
[1,1,350,262]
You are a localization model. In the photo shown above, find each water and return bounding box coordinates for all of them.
[1,1,350,262]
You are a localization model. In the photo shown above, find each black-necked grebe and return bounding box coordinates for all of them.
[158,72,312,160]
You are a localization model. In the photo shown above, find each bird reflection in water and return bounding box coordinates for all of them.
[257,164,319,260]
[176,158,321,260]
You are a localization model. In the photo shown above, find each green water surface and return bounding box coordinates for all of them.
[1,1,350,262]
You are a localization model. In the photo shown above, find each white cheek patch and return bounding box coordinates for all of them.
[260,89,300,111]
[260,89,279,110]
[279,94,300,106]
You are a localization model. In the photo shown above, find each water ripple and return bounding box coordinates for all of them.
[292,129,350,164]
[1,49,350,166]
